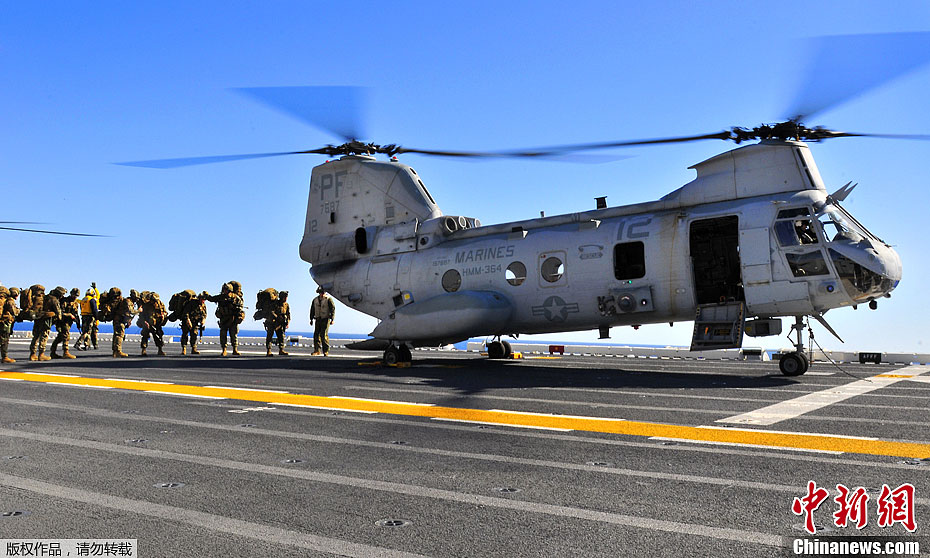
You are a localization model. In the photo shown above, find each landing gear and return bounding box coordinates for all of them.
[778,316,811,376]
[383,344,412,365]
[487,338,513,359]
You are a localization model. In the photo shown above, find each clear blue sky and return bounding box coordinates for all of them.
[3,1,929,353]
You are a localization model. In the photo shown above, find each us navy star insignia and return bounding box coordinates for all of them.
[531,296,580,323]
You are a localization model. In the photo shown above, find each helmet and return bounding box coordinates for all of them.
[279,290,289,299]
[129,289,140,300]
[109,287,122,297]
[221,283,231,293]
[9,287,20,298]
[85,289,94,296]
[51,286,67,298]
[70,288,80,297]
[316,286,325,294]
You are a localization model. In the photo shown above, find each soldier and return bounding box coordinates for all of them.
[1,287,20,364]
[110,288,136,358]
[264,290,290,357]
[50,287,81,359]
[137,291,167,356]
[75,288,99,351]
[178,291,207,355]
[309,286,335,356]
[207,282,244,357]
[30,285,61,361]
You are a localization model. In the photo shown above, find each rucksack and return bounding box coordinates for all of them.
[19,284,45,321]
[97,288,120,322]
[253,288,278,320]
[166,290,195,322]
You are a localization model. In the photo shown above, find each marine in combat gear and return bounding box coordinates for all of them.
[256,289,290,356]
[167,289,206,355]
[0,287,20,363]
[137,290,167,356]
[29,285,60,361]
[49,287,81,359]
[207,281,244,357]
[110,288,137,358]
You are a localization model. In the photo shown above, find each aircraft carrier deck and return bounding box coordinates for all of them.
[1,336,928,557]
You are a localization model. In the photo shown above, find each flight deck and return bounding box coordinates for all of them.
[1,339,928,557]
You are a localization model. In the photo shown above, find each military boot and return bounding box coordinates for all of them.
[113,351,128,358]
[29,352,38,361]
[38,352,51,361]
[191,346,200,355]
[51,351,62,359]
[221,347,227,357]
[62,349,76,359]
[279,347,289,356]
[181,346,187,355]
[232,344,240,356]
[2,356,15,364]
[157,347,166,356]
[266,347,273,357]
[141,347,147,356]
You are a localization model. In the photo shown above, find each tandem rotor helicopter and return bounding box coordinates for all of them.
[124,32,930,376]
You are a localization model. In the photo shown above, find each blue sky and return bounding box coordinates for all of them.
[2,1,930,353]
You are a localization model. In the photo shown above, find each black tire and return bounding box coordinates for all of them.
[398,344,412,363]
[501,340,513,358]
[487,341,505,359]
[383,346,401,365]
[779,352,808,376]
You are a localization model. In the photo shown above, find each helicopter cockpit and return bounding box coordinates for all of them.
[773,202,900,305]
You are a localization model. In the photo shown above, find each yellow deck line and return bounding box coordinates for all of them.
[3,371,929,459]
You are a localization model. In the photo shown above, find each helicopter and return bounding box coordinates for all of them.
[122,33,930,376]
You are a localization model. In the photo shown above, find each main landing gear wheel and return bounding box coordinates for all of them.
[778,352,809,376]
[487,340,513,359]
[383,344,412,365]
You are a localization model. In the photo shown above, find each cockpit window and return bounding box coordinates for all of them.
[786,250,829,277]
[774,213,819,247]
[816,203,877,243]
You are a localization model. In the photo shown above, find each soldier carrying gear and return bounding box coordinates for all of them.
[1,287,20,363]
[30,285,60,361]
[262,290,290,356]
[137,291,167,356]
[168,290,206,355]
[75,288,99,351]
[309,286,336,356]
[207,281,244,357]
[110,287,136,358]
[50,287,81,359]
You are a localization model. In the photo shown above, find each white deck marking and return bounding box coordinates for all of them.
[716,365,930,426]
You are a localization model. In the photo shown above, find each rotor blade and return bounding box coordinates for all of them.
[785,32,930,121]
[825,131,930,141]
[395,131,732,159]
[0,226,109,237]
[115,149,330,169]
[0,221,47,225]
[235,86,368,141]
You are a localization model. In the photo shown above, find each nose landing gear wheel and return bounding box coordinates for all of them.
[487,340,513,359]
[383,344,412,365]
[778,352,809,376]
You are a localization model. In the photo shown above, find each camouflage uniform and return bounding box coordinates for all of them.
[30,287,61,361]
[137,291,167,356]
[264,291,290,356]
[207,283,244,356]
[310,288,335,356]
[111,289,136,358]
[179,293,207,355]
[50,288,81,359]
[1,287,20,363]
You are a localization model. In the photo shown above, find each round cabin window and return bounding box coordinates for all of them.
[505,261,527,286]
[540,256,564,283]
[441,269,462,292]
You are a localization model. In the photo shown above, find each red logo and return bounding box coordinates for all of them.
[793,481,917,534]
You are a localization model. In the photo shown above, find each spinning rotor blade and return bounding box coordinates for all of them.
[0,226,108,237]
[116,149,331,169]
[785,32,930,121]
[236,86,369,141]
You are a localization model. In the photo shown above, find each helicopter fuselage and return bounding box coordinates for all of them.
[301,140,901,349]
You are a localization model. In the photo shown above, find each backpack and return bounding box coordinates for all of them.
[19,284,45,321]
[253,288,278,320]
[97,288,120,322]
[167,290,195,322]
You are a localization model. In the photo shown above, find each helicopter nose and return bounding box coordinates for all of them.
[882,245,902,288]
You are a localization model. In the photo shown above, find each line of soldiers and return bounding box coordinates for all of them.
[0,281,292,362]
